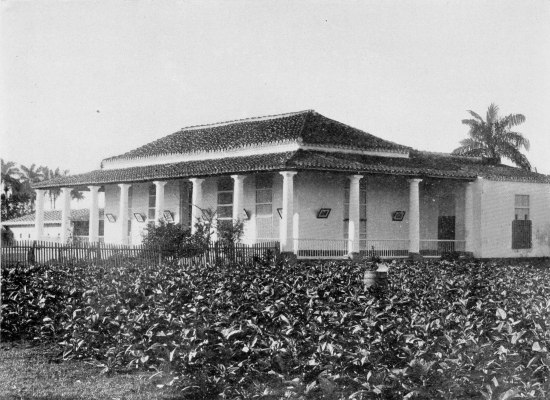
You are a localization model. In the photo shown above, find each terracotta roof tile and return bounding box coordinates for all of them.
[103,111,409,162]
[33,150,550,189]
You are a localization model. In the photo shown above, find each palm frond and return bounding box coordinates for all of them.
[501,113,526,128]
[496,142,531,170]
[452,138,486,156]
[499,131,530,151]
[486,103,499,124]
[461,118,482,127]
[467,110,485,122]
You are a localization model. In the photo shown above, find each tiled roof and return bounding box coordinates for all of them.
[2,209,104,225]
[103,110,410,163]
[33,150,550,189]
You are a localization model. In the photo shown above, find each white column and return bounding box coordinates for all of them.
[189,178,204,234]
[464,181,474,253]
[231,175,245,221]
[348,175,363,254]
[60,187,72,243]
[34,189,46,240]
[118,183,131,244]
[279,171,297,252]
[154,181,168,225]
[88,186,100,242]
[408,179,422,254]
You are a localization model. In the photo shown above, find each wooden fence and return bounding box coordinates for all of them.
[1,240,280,267]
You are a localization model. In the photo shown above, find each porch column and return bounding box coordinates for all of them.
[60,187,72,243]
[154,181,167,225]
[231,175,245,221]
[189,178,204,234]
[464,181,474,254]
[408,178,422,255]
[34,189,46,240]
[348,175,363,255]
[88,186,100,242]
[279,171,297,253]
[118,183,131,244]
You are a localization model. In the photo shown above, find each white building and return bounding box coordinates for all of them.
[2,209,104,243]
[32,110,550,259]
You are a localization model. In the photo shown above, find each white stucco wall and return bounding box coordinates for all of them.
[478,179,550,258]
[102,172,550,260]
[5,224,62,241]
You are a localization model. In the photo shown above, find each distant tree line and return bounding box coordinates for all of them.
[1,159,82,221]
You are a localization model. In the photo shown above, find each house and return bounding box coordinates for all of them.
[31,110,550,259]
[2,208,105,243]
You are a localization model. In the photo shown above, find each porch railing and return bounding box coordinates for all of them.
[363,239,410,258]
[295,238,349,259]
[420,240,466,257]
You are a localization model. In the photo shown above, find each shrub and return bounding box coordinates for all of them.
[2,259,550,399]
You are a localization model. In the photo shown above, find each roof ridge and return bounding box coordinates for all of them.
[178,109,314,133]
[309,113,411,150]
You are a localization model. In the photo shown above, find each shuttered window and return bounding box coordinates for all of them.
[512,195,531,249]
[256,174,273,238]
[217,177,233,229]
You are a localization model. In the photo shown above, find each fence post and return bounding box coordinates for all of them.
[158,245,162,265]
[27,240,36,265]
[96,242,102,263]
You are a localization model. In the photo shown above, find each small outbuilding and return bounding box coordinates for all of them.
[2,209,104,243]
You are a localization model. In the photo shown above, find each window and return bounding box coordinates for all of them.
[512,194,531,249]
[343,179,367,247]
[256,174,273,238]
[217,177,233,228]
[514,195,529,220]
[179,181,193,230]
[148,184,156,221]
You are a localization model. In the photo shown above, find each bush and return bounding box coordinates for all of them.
[2,259,550,399]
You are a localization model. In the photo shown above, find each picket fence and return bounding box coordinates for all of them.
[1,240,280,266]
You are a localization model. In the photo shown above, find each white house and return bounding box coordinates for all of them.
[2,209,104,243]
[32,110,550,259]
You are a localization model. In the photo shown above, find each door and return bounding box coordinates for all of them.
[438,216,455,252]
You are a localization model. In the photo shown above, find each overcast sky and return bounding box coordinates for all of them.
[2,0,549,179]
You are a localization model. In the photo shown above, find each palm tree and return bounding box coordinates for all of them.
[452,103,531,170]
[1,159,21,195]
[40,166,83,207]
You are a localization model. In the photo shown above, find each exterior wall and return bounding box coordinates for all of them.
[367,175,410,240]
[5,224,61,240]
[100,172,473,248]
[295,172,346,241]
[103,185,121,244]
[478,180,550,258]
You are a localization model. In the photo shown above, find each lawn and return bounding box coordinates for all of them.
[0,341,179,400]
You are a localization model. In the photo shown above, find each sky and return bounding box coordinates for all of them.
[1,0,549,183]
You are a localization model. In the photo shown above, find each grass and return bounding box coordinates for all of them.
[0,341,181,400]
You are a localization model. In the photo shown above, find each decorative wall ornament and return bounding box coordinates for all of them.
[133,213,146,223]
[242,209,251,220]
[105,213,116,223]
[163,210,174,223]
[317,208,331,219]
[277,208,283,219]
[392,211,406,221]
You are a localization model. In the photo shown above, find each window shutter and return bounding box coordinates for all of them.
[512,219,532,249]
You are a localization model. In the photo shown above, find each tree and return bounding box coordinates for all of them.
[452,103,531,170]
[1,159,30,220]
[18,163,45,209]
[39,166,84,208]
[1,159,21,195]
